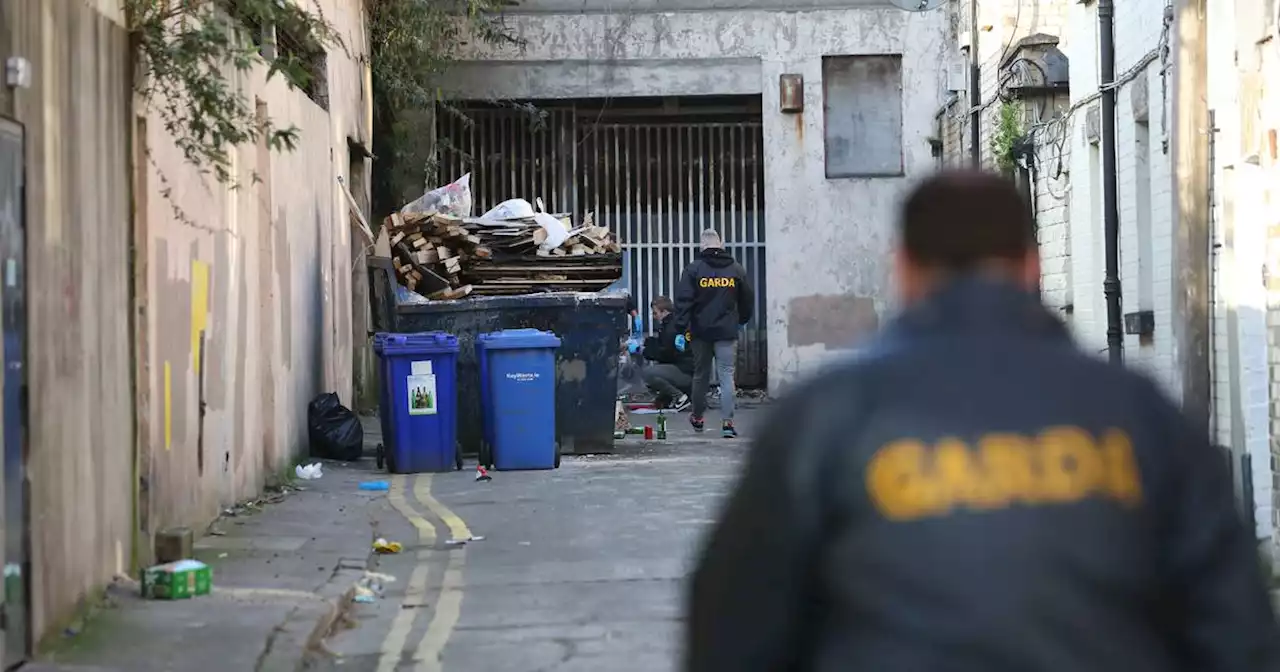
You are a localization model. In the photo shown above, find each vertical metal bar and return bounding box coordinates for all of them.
[747,122,757,378]
[625,124,635,268]
[519,111,528,208]
[545,110,554,211]
[730,124,741,259]
[700,123,709,241]
[718,125,728,242]
[593,123,602,230]
[711,124,721,241]
[645,124,655,318]
[469,111,479,210]
[610,125,620,235]
[670,122,680,298]
[658,125,669,307]
[679,125,690,280]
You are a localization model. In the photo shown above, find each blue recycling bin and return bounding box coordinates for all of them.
[476,329,562,470]
[371,333,394,462]
[378,331,461,473]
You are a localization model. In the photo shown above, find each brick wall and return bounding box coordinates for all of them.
[943,0,1275,540]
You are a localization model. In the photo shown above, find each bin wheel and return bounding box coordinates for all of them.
[375,443,385,470]
[554,443,561,469]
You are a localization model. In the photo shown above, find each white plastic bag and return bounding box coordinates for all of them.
[400,173,472,218]
[295,462,324,480]
[481,198,535,221]
[534,212,569,251]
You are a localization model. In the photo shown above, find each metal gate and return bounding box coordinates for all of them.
[437,101,768,387]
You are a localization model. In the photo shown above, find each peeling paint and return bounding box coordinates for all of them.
[447,5,946,391]
[557,358,588,383]
[786,294,879,349]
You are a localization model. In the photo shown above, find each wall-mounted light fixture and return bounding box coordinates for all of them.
[779,74,803,113]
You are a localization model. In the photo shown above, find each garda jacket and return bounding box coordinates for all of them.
[674,248,754,342]
[684,276,1280,672]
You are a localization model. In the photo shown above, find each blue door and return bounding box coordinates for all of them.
[0,117,28,666]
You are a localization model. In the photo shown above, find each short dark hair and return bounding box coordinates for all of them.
[651,296,674,313]
[899,170,1034,270]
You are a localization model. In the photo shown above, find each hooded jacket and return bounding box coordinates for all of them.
[673,248,754,342]
[644,312,695,374]
[684,276,1280,672]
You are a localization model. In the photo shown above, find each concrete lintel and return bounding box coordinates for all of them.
[439,58,764,101]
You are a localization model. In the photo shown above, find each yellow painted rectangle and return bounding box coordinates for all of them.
[190,260,209,373]
[163,361,171,451]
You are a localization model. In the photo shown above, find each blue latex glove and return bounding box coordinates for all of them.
[632,314,644,335]
[627,339,641,355]
[674,334,687,352]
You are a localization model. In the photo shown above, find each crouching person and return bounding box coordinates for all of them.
[641,296,694,411]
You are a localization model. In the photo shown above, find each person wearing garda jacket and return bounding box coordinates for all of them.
[672,229,754,438]
[682,171,1280,672]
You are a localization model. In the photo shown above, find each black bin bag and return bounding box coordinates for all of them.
[307,393,364,462]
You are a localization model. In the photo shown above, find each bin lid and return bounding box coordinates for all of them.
[477,328,561,351]
[371,332,390,354]
[380,331,460,355]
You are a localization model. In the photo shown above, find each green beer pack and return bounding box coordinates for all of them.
[141,559,212,600]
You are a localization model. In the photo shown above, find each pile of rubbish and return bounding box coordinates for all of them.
[378,174,624,299]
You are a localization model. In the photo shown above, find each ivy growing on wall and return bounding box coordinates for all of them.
[991,101,1025,176]
[125,0,342,187]
[367,0,526,217]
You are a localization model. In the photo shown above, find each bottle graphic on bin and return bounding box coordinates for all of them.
[412,386,433,411]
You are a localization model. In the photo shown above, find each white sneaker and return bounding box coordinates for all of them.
[673,394,692,412]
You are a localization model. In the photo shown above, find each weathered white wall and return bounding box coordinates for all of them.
[1263,2,1280,557]
[447,6,947,391]
[1059,0,1273,539]
[1060,0,1176,383]
[1208,0,1273,541]
[138,0,371,545]
[937,0,1072,315]
[4,0,135,646]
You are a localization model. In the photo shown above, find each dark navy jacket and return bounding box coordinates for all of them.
[645,313,695,374]
[674,248,754,342]
[684,277,1280,672]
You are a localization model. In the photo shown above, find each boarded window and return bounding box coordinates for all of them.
[822,55,904,178]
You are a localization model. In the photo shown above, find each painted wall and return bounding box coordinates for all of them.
[1264,12,1280,558]
[938,0,1072,316]
[1059,0,1274,539]
[1,0,134,645]
[444,5,948,391]
[136,0,371,549]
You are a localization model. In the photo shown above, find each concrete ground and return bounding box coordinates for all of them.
[28,405,759,672]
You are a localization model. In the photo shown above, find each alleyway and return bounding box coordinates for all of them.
[31,409,760,672]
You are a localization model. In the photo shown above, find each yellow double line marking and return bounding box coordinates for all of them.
[377,473,473,672]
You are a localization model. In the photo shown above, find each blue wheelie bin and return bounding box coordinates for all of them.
[476,329,562,470]
[379,332,462,473]
[371,333,394,469]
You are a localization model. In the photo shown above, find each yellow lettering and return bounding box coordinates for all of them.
[1100,429,1143,506]
[1037,426,1106,502]
[978,433,1038,504]
[935,438,1001,511]
[867,426,1146,522]
[866,440,937,521]
[697,277,736,288]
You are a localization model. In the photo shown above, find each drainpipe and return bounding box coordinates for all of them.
[1099,0,1124,365]
[969,0,981,166]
